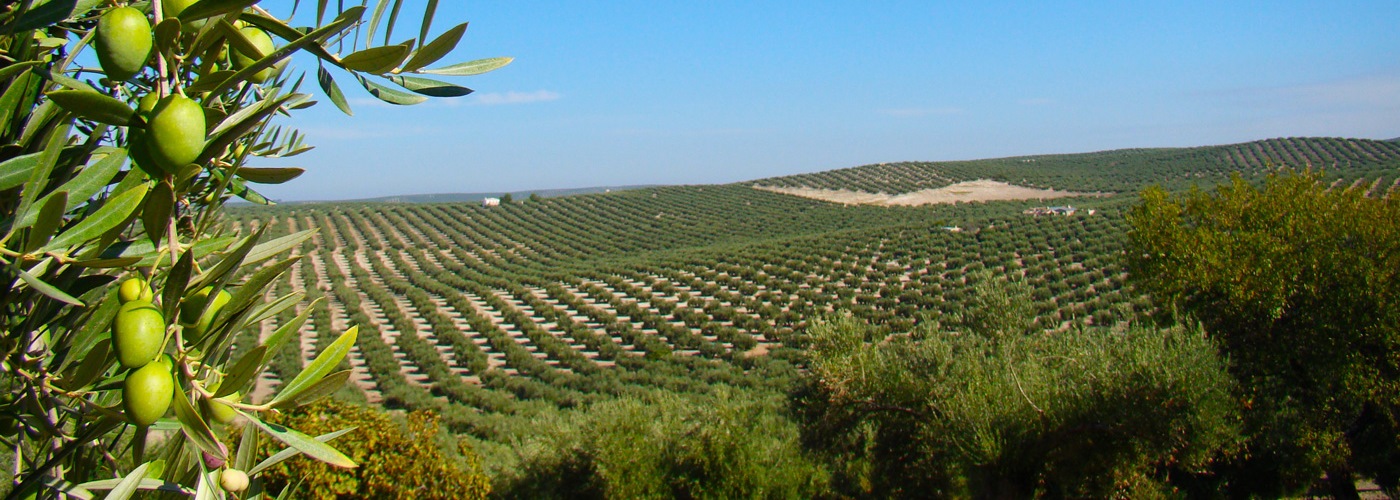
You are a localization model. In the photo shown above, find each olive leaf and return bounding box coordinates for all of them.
[45,90,132,126]
[420,56,513,77]
[317,65,353,115]
[270,370,350,409]
[100,460,152,500]
[41,182,148,253]
[399,21,465,74]
[385,75,471,98]
[339,44,411,74]
[247,427,355,476]
[0,152,42,191]
[240,411,357,469]
[178,0,260,24]
[271,325,358,407]
[353,73,426,105]
[215,345,266,398]
[25,191,67,253]
[172,383,226,464]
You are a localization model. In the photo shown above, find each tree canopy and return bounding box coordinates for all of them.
[1127,170,1400,497]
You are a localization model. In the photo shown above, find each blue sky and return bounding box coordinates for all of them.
[252,0,1400,201]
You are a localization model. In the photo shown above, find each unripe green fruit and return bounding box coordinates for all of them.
[160,0,205,30]
[231,27,278,83]
[181,286,231,337]
[94,7,152,82]
[112,301,165,369]
[203,391,240,424]
[219,468,249,493]
[146,95,206,173]
[128,93,161,177]
[123,361,174,426]
[118,278,154,303]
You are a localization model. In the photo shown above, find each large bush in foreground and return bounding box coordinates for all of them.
[794,278,1239,498]
[256,400,490,499]
[1128,170,1400,498]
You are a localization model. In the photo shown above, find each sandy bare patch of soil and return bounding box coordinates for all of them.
[755,180,1108,206]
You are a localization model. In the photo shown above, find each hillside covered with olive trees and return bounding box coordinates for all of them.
[228,137,1400,497]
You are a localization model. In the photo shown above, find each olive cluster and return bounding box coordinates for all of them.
[113,279,241,427]
[93,1,279,177]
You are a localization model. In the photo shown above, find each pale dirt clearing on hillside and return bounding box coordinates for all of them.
[754,180,1108,206]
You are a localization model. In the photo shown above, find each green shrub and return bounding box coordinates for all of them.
[796,285,1240,497]
[257,400,491,499]
[493,389,830,498]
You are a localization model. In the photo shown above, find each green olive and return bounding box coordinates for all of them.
[203,391,240,424]
[112,301,165,369]
[160,0,205,30]
[181,286,231,336]
[146,95,206,173]
[128,93,163,177]
[94,7,152,83]
[219,468,249,493]
[118,277,154,303]
[123,361,174,426]
[231,27,278,83]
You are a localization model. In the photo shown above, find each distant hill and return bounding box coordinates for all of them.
[749,137,1400,195]
[281,185,657,204]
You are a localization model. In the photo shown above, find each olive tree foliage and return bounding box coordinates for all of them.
[793,276,1240,499]
[0,0,505,497]
[1127,170,1400,498]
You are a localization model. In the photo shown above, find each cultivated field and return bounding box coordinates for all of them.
[228,136,1400,436]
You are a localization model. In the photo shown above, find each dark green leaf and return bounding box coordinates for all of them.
[420,56,513,77]
[172,384,226,464]
[417,0,439,51]
[42,183,148,252]
[140,181,174,247]
[61,338,111,391]
[161,250,195,322]
[4,0,79,33]
[385,75,471,98]
[70,256,142,268]
[16,147,126,230]
[400,21,464,74]
[226,175,272,204]
[25,191,67,253]
[18,268,83,306]
[184,70,237,94]
[353,73,426,105]
[46,90,132,126]
[191,228,262,292]
[235,423,257,472]
[317,65,352,116]
[179,0,260,24]
[0,152,42,191]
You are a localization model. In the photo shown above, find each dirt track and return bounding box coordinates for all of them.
[755,180,1107,206]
